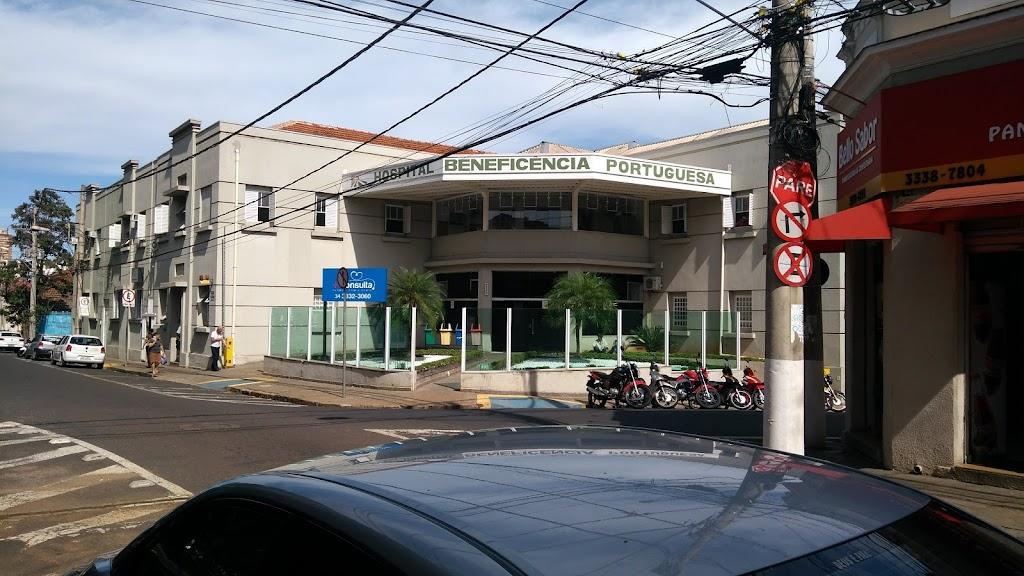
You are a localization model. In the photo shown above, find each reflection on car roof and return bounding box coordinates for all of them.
[276,427,929,576]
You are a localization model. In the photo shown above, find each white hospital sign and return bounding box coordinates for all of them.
[345,154,731,195]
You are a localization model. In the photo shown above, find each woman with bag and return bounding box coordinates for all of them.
[144,330,163,377]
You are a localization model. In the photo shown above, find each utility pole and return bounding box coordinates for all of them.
[764,0,817,455]
[28,208,50,340]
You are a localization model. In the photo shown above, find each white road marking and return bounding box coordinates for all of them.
[129,480,154,488]
[0,444,89,470]
[0,465,130,511]
[0,435,56,447]
[82,453,107,462]
[0,422,191,498]
[366,429,464,440]
[1,503,166,547]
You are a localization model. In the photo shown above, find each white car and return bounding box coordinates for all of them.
[51,334,105,369]
[0,331,24,352]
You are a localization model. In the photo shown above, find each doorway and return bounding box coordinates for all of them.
[967,250,1024,472]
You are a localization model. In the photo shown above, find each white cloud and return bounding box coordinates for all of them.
[0,0,849,177]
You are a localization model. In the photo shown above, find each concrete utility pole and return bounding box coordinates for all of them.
[28,208,50,340]
[764,1,817,454]
[800,20,826,449]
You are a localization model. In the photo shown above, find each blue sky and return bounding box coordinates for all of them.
[0,0,848,231]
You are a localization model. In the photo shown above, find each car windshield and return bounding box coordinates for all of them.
[71,337,103,346]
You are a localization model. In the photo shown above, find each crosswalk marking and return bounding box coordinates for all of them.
[0,465,130,512]
[0,444,89,470]
[2,503,166,547]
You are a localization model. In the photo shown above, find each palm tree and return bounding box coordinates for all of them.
[545,272,616,353]
[385,267,445,328]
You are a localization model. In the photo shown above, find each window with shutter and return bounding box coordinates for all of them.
[135,213,146,240]
[108,223,121,247]
[325,196,338,230]
[733,193,751,227]
[154,204,169,234]
[244,186,260,223]
[385,204,405,234]
[314,194,329,227]
[722,195,735,229]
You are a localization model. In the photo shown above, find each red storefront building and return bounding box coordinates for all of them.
[813,2,1024,479]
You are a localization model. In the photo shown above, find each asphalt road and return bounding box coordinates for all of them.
[0,352,844,575]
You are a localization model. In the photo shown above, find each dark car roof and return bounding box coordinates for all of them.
[270,426,929,576]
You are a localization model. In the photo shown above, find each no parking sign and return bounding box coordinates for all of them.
[773,242,813,287]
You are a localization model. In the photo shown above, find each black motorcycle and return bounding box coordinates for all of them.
[585,362,651,409]
[648,363,721,409]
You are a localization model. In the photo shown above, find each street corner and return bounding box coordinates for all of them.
[476,394,584,410]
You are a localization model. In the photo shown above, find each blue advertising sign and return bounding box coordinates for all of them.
[322,267,388,303]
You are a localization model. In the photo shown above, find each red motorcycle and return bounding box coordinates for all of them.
[677,366,725,410]
[716,367,755,410]
[585,362,651,409]
[742,366,766,410]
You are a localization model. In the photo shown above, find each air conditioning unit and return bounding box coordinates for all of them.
[643,276,663,292]
[87,230,98,239]
[130,214,140,224]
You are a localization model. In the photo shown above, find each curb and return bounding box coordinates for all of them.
[227,385,470,410]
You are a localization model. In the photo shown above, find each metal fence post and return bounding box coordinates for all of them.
[505,307,512,372]
[306,307,312,362]
[384,306,391,370]
[410,306,417,373]
[355,307,361,367]
[564,308,571,369]
[266,307,272,356]
[285,307,291,359]
[616,309,622,365]
[663,308,670,367]
[735,310,742,370]
[700,310,707,368]
[460,307,467,372]
[330,303,336,364]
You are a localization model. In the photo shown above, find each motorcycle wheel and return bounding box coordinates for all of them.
[729,389,754,410]
[652,386,679,409]
[587,392,607,409]
[828,392,847,412]
[695,387,722,409]
[754,389,765,410]
[625,386,651,409]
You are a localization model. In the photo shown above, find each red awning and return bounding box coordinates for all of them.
[805,181,1024,252]
[804,198,892,252]
[889,181,1024,226]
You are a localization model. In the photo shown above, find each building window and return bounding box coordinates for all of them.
[579,192,642,235]
[732,291,753,332]
[437,193,483,236]
[488,191,571,230]
[313,288,324,309]
[733,193,751,227]
[196,286,211,328]
[672,204,687,234]
[671,294,688,331]
[385,204,407,234]
[195,186,212,227]
[314,195,327,227]
[257,189,273,222]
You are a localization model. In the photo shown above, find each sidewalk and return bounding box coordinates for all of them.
[103,361,483,409]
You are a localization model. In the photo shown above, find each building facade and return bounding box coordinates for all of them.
[815,0,1024,474]
[75,116,845,384]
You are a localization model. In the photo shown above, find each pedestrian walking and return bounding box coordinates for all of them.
[209,326,225,371]
[144,330,163,377]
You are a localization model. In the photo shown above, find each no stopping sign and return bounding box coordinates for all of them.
[773,242,813,287]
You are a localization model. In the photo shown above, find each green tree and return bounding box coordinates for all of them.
[385,267,445,328]
[545,272,616,353]
[628,322,664,352]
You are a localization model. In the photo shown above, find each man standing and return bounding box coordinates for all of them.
[210,326,224,371]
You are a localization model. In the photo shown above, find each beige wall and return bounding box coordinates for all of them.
[881,227,966,473]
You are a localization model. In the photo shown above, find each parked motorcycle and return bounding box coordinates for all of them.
[648,363,681,409]
[586,362,651,409]
[742,366,766,410]
[824,368,847,412]
[654,364,722,409]
[715,367,755,410]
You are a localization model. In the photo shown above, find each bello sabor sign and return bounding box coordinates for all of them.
[346,154,731,195]
[837,58,1024,208]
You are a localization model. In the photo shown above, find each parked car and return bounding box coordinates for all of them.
[0,331,24,352]
[23,334,62,360]
[65,426,1024,576]
[51,334,105,369]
